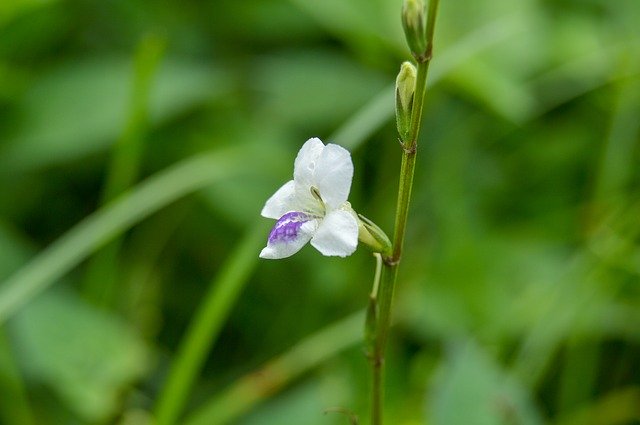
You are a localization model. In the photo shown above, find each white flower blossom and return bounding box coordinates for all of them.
[260,137,359,259]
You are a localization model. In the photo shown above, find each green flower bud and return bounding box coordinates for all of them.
[402,0,427,57]
[395,61,417,142]
[357,214,392,256]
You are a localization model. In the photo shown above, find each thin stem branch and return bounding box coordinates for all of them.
[371,253,383,298]
[370,264,397,425]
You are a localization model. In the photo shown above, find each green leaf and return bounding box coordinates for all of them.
[253,51,387,130]
[0,0,58,28]
[428,341,542,425]
[0,57,229,172]
[10,290,148,422]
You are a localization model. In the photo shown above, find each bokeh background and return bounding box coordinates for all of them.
[1,0,640,424]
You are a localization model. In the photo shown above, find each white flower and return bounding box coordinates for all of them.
[260,137,359,259]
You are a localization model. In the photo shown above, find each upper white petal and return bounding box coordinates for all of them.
[314,143,353,209]
[310,209,358,257]
[260,219,318,259]
[261,180,297,219]
[294,137,325,189]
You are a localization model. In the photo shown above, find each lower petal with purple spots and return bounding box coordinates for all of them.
[260,212,318,259]
[268,211,311,243]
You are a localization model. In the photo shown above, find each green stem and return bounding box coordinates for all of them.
[370,1,439,423]
[369,59,425,423]
[370,264,397,425]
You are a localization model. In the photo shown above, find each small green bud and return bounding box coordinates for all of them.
[395,61,417,142]
[402,0,427,57]
[396,61,417,113]
[357,214,392,256]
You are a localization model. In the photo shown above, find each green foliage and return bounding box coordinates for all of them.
[0,0,639,424]
[11,291,148,422]
[429,342,542,425]
[0,57,227,172]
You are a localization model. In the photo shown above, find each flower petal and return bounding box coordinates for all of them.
[261,180,297,219]
[260,212,318,259]
[314,143,353,208]
[293,137,325,189]
[310,209,358,257]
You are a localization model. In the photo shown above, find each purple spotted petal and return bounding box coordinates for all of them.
[268,212,309,243]
[260,212,318,259]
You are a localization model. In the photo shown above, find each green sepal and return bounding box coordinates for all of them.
[357,214,392,256]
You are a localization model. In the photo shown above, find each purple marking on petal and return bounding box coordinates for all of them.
[268,211,311,244]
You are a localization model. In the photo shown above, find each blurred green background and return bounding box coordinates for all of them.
[1,0,639,424]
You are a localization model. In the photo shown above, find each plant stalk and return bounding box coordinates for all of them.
[369,1,438,422]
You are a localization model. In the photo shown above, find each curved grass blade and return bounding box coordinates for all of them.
[154,222,269,425]
[0,147,248,324]
[183,311,365,425]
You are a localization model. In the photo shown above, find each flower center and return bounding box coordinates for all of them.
[309,186,326,215]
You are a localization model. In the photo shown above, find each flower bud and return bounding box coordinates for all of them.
[395,61,417,142]
[357,214,392,256]
[402,0,427,57]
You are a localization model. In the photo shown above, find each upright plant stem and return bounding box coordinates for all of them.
[370,1,439,423]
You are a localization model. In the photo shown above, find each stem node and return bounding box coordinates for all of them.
[382,256,399,267]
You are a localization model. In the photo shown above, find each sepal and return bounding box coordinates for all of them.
[357,214,392,256]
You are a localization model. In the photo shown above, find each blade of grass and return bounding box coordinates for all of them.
[332,85,394,151]
[154,222,269,425]
[552,387,640,425]
[592,67,640,208]
[0,146,250,324]
[122,204,190,336]
[83,34,166,307]
[512,67,640,389]
[556,69,640,416]
[557,339,600,413]
[183,310,365,425]
[532,41,640,121]
[0,327,33,425]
